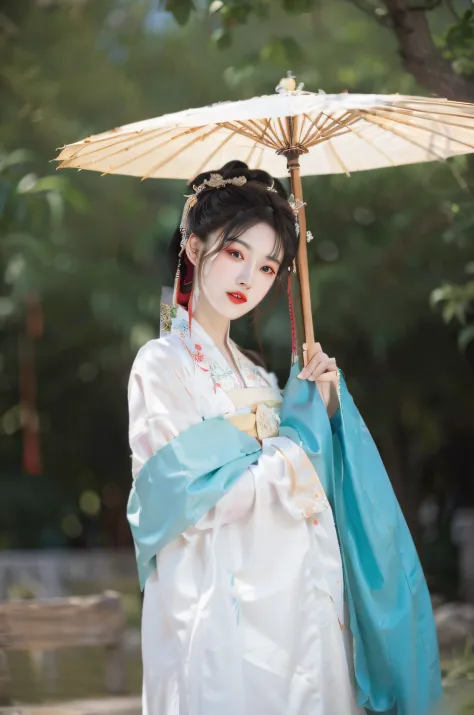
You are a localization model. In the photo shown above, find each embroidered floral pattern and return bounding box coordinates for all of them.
[237,358,267,385]
[161,303,275,391]
[178,334,209,373]
[206,356,240,391]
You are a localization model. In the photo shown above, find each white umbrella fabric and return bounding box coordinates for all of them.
[55,76,474,361]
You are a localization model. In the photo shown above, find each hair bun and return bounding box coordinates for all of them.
[218,160,249,175]
[217,161,288,199]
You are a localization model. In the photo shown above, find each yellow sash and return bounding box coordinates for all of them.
[225,386,282,442]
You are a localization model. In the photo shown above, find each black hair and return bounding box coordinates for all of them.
[167,160,298,295]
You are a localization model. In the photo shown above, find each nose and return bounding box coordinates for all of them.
[238,263,252,290]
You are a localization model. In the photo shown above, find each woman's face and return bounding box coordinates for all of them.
[197,222,283,320]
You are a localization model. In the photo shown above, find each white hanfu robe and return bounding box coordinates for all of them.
[128,303,364,715]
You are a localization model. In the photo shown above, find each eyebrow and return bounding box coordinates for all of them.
[228,237,283,266]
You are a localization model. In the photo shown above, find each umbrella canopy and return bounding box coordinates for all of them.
[55,88,474,180]
[55,77,474,362]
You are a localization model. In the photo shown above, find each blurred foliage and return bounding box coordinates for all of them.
[440,7,474,78]
[165,0,474,344]
[165,0,474,90]
[0,0,472,609]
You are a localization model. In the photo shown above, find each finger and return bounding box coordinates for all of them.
[299,353,327,379]
[307,359,331,381]
[324,357,337,372]
[313,358,338,382]
[302,342,322,359]
[317,371,338,383]
[306,361,338,384]
[300,351,328,378]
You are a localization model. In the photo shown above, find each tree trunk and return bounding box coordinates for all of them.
[384,0,474,102]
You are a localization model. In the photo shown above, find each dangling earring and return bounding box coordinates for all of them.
[173,229,189,310]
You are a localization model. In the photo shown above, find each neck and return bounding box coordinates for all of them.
[192,291,230,351]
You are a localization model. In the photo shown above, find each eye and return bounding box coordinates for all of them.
[227,250,243,260]
[261,265,276,275]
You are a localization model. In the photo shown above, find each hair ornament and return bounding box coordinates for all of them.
[287,193,306,238]
[179,173,247,254]
[194,173,247,192]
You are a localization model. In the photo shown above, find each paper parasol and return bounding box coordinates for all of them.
[55,73,474,363]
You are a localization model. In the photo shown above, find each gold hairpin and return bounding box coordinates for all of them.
[179,173,247,252]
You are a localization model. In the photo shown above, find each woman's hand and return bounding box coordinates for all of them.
[297,342,339,417]
[297,342,338,383]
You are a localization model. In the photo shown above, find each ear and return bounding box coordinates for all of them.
[185,233,202,267]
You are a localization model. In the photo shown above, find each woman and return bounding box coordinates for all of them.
[127,162,441,715]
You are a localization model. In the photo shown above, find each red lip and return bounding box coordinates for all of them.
[226,292,248,304]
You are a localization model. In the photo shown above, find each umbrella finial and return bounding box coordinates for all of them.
[276,72,297,94]
[276,71,305,94]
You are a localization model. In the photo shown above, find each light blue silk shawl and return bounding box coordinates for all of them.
[127,366,442,715]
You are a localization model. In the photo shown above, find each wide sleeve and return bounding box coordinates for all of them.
[128,338,203,479]
[128,339,321,528]
[128,339,261,525]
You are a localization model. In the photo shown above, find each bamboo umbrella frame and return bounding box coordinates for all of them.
[56,89,474,365]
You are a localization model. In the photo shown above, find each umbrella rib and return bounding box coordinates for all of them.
[318,112,397,166]
[394,96,473,107]
[373,105,474,134]
[57,126,179,167]
[219,121,258,142]
[355,111,448,161]
[59,127,197,172]
[317,112,335,132]
[246,118,279,149]
[62,125,175,157]
[305,128,352,148]
[322,114,360,140]
[366,108,474,152]
[190,130,237,179]
[303,113,349,146]
[277,117,290,147]
[232,120,278,148]
[287,115,300,146]
[220,121,279,149]
[261,120,284,148]
[389,102,474,121]
[326,139,351,176]
[304,114,358,146]
[300,113,322,146]
[55,128,155,160]
[233,120,268,144]
[140,125,223,180]
[244,120,275,165]
[95,126,211,177]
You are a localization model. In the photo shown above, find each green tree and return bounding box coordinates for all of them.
[0,1,472,584]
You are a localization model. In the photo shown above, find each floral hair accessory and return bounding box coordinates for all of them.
[179,173,247,252]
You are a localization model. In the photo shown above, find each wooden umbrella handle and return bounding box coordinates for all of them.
[287,154,315,367]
